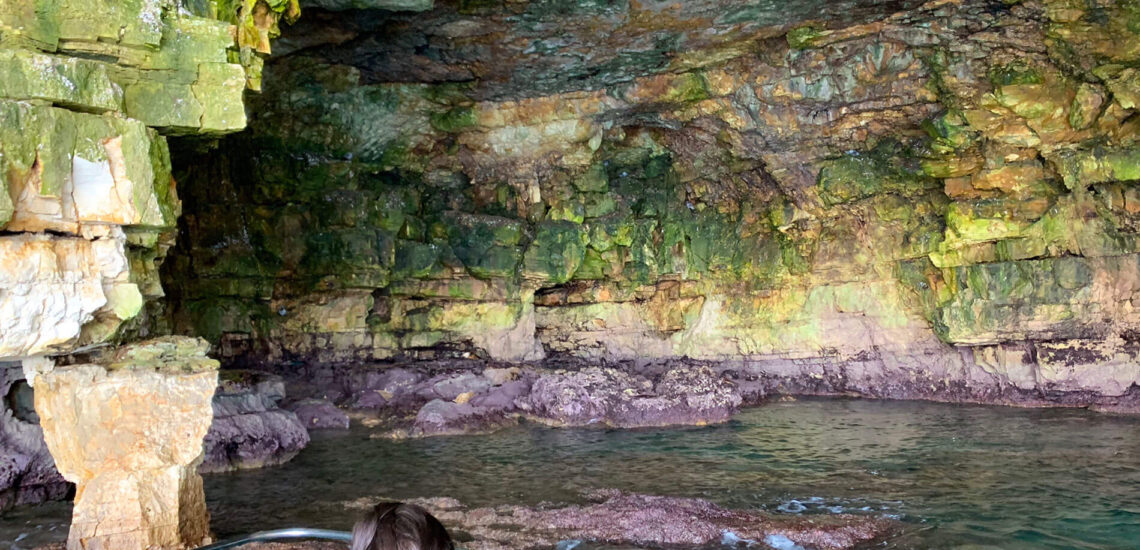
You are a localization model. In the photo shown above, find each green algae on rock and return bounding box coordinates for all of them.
[0,0,281,358]
[156,0,1140,411]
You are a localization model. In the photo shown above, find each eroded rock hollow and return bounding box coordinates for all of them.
[170,0,1140,412]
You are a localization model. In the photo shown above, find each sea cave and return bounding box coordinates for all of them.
[1,0,1139,549]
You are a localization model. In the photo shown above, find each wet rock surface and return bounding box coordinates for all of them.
[517,365,741,428]
[289,361,747,436]
[347,490,895,550]
[202,371,311,473]
[289,398,351,430]
[27,489,892,550]
[282,354,1140,440]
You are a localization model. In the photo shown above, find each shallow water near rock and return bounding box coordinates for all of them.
[4,398,1139,549]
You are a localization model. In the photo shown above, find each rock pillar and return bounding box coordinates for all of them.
[32,337,219,550]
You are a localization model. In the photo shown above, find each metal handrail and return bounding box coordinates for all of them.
[196,527,352,549]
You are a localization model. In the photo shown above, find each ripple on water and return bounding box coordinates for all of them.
[2,399,1139,550]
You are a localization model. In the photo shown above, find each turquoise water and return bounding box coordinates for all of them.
[4,399,1140,549]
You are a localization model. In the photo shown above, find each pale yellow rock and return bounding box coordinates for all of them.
[33,337,220,550]
[5,113,160,235]
[973,345,1039,390]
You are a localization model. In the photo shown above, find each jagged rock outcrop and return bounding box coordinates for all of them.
[166,0,1140,411]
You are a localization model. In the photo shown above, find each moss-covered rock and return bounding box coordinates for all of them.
[524,221,590,284]
[150,0,1140,414]
[817,141,936,206]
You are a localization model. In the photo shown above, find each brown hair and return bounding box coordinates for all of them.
[351,502,455,550]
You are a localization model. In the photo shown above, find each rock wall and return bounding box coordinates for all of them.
[0,0,314,517]
[0,0,267,359]
[166,0,1140,409]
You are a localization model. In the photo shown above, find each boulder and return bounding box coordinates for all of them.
[201,371,310,473]
[410,399,516,437]
[289,398,350,430]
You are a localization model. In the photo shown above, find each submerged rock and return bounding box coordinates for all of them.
[341,490,895,550]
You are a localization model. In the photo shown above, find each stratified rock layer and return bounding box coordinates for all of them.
[0,0,279,361]
[32,337,219,550]
[168,0,1140,410]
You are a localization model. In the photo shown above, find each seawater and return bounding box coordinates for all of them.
[3,399,1139,549]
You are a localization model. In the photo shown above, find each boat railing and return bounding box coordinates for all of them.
[196,527,352,549]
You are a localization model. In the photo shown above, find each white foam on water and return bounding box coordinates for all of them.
[720,529,756,546]
[556,539,582,550]
[776,500,806,513]
[762,534,806,550]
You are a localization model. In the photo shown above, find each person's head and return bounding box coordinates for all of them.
[351,501,455,550]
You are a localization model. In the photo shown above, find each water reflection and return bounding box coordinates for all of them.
[3,399,1138,549]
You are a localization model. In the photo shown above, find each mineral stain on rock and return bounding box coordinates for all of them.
[157,0,1140,419]
[6,0,1140,548]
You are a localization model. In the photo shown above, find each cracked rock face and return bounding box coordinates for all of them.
[164,0,1140,411]
[0,2,312,526]
[0,0,306,362]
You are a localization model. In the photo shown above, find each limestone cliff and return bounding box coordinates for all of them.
[0,0,304,516]
[0,0,290,359]
[165,0,1140,410]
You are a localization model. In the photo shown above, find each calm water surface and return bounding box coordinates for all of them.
[4,399,1139,549]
